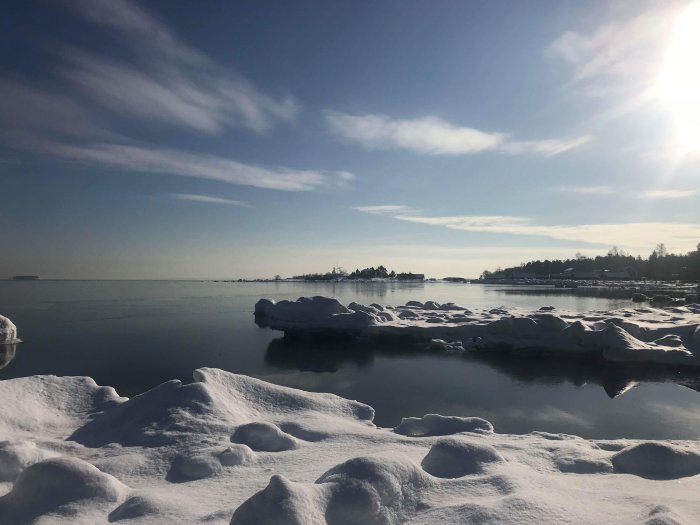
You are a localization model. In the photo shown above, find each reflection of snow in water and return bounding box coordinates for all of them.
[0,344,17,370]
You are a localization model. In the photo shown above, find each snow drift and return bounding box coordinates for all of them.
[255,296,700,367]
[1,368,700,523]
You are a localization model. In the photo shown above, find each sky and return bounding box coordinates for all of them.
[1,0,699,279]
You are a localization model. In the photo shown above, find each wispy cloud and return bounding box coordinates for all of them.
[335,171,357,189]
[326,112,502,155]
[0,78,110,143]
[0,1,297,140]
[45,142,345,192]
[500,136,592,157]
[640,189,697,200]
[62,0,206,65]
[56,1,296,134]
[546,4,680,97]
[352,205,413,215]
[354,205,700,251]
[555,186,697,200]
[0,0,354,194]
[325,111,590,157]
[169,194,251,207]
[556,185,614,195]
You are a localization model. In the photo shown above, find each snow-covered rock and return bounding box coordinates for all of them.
[254,297,700,367]
[1,369,700,523]
[0,315,18,344]
[421,438,503,478]
[612,442,700,479]
[255,296,376,333]
[394,414,494,436]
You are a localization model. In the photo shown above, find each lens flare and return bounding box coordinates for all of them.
[656,1,700,155]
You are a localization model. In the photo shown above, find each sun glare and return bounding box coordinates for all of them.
[657,1,700,155]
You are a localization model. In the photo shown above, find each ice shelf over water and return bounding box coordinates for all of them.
[255,296,700,367]
[1,368,700,523]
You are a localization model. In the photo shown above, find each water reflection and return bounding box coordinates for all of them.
[471,352,700,398]
[496,286,662,300]
[0,344,17,370]
[264,336,700,399]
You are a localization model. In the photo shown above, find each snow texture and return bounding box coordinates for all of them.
[0,315,19,345]
[255,296,700,367]
[1,367,700,523]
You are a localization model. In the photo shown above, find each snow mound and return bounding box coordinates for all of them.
[232,453,435,524]
[168,452,223,481]
[109,494,162,521]
[0,457,126,522]
[0,375,124,439]
[644,505,688,525]
[601,324,695,365]
[231,422,298,452]
[219,445,257,466]
[70,367,374,447]
[0,440,58,482]
[255,297,700,368]
[165,444,256,482]
[69,379,223,447]
[0,315,19,344]
[421,438,503,478]
[553,454,612,474]
[318,454,434,523]
[612,442,700,479]
[230,474,326,525]
[394,414,494,436]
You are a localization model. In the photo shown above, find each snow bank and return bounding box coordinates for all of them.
[254,297,700,367]
[1,368,700,523]
[0,314,19,344]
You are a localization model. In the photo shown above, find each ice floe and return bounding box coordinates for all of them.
[1,368,700,523]
[255,296,700,367]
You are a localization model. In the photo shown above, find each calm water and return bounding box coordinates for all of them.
[1,280,699,440]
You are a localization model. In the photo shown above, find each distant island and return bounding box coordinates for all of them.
[291,265,425,282]
[480,243,700,282]
[11,275,39,281]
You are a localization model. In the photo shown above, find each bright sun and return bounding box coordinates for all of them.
[656,0,700,155]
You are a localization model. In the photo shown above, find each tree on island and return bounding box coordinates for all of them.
[291,265,423,281]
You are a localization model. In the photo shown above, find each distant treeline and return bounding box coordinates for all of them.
[292,265,423,281]
[483,244,700,281]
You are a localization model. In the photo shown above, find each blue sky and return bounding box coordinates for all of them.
[1,0,699,279]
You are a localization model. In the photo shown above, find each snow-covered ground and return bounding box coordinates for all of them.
[255,296,700,367]
[2,367,700,524]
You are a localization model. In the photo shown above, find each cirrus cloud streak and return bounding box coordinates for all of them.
[45,142,347,192]
[169,194,251,207]
[355,205,700,252]
[326,111,590,157]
